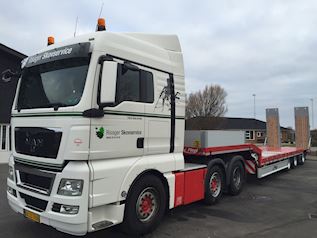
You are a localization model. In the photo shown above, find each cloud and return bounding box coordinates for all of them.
[0,0,316,127]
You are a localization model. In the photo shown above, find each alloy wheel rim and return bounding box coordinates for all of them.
[210,172,221,197]
[232,167,241,188]
[136,187,159,223]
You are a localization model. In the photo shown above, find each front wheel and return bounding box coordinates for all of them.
[121,175,166,235]
[204,165,225,205]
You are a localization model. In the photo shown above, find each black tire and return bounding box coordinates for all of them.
[121,175,166,235]
[298,154,305,165]
[228,161,245,196]
[291,156,298,168]
[204,165,225,205]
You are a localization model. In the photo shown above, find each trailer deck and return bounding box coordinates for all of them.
[184,144,305,168]
[258,146,304,166]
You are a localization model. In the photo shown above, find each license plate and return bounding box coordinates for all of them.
[24,209,40,223]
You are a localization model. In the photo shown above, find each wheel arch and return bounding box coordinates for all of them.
[125,169,170,210]
[120,169,169,235]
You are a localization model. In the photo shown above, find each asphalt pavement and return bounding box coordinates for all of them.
[1,157,317,238]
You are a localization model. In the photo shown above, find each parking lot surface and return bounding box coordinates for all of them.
[2,157,317,238]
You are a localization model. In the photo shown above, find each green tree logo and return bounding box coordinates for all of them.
[96,127,104,139]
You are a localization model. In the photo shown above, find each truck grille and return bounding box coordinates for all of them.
[15,127,62,159]
[20,193,48,212]
[15,162,55,196]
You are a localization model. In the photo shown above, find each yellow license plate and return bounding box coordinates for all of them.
[24,209,40,223]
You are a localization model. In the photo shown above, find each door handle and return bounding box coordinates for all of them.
[137,137,144,149]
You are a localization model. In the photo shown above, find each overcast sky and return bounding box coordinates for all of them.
[1,0,316,128]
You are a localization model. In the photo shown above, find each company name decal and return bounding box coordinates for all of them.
[28,47,73,64]
[105,129,142,139]
[24,42,90,68]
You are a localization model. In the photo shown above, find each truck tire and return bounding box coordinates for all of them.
[291,156,298,168]
[121,175,166,235]
[298,154,305,165]
[228,161,245,196]
[204,165,225,205]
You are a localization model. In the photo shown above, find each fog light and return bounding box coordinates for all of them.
[52,203,79,214]
[60,205,79,214]
[7,186,17,197]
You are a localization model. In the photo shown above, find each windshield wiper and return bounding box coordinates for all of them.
[36,102,68,111]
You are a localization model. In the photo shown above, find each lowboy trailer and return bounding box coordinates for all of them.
[184,144,306,178]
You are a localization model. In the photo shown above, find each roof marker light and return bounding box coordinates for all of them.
[47,36,55,46]
[96,18,106,31]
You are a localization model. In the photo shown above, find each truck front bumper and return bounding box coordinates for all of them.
[7,193,87,235]
[7,159,90,236]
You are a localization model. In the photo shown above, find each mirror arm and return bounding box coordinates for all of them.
[123,61,139,71]
[83,108,104,118]
[98,55,113,64]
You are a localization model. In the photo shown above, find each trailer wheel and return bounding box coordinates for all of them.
[298,154,305,165]
[228,161,245,196]
[204,165,224,205]
[291,156,298,168]
[121,175,166,235]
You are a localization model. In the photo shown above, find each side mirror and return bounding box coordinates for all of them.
[99,61,118,107]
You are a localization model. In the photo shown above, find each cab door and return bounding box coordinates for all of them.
[89,61,145,160]
[144,70,172,155]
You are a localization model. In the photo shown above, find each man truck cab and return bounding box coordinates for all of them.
[7,19,185,235]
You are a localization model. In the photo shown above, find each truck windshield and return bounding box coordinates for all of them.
[17,57,90,110]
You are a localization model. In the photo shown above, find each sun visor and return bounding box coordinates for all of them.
[25,42,90,68]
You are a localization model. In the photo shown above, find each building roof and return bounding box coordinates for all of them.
[0,43,26,59]
[185,116,291,131]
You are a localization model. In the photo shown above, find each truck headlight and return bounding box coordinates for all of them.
[8,166,14,181]
[58,179,83,196]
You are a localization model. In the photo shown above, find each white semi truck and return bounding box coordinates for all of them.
[6,19,308,236]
